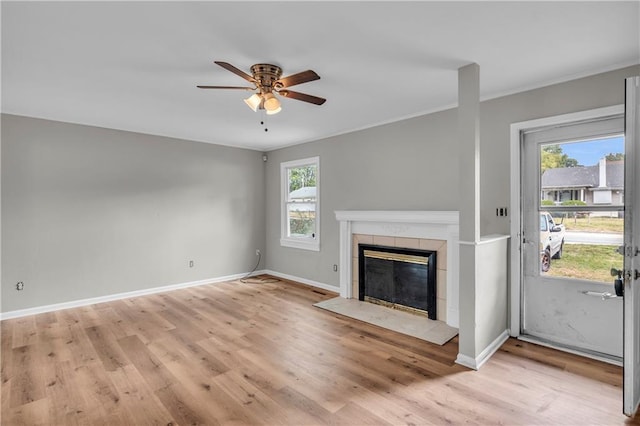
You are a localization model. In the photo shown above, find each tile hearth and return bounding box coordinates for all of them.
[314,297,458,345]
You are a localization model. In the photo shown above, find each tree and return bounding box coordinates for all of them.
[541,144,580,172]
[605,152,624,161]
[565,157,579,167]
[288,165,316,192]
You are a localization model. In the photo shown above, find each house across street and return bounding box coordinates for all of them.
[542,158,623,207]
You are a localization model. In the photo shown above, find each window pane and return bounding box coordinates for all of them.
[541,210,623,283]
[287,165,317,200]
[280,156,319,250]
[287,202,315,237]
[539,214,548,231]
[540,137,624,207]
[539,136,624,283]
[286,163,317,238]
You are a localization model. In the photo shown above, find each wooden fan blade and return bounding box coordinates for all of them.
[275,70,320,88]
[197,85,254,90]
[214,61,255,83]
[278,90,326,105]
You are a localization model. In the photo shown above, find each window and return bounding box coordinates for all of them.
[527,115,624,282]
[539,214,548,232]
[281,156,319,251]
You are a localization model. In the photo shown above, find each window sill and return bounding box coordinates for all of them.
[280,238,320,252]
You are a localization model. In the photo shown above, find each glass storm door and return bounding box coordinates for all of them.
[521,114,625,360]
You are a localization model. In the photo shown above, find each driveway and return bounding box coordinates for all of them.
[564,230,623,245]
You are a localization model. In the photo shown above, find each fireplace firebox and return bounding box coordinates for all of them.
[358,244,437,319]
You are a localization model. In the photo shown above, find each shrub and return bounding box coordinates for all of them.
[561,200,587,206]
[541,199,555,206]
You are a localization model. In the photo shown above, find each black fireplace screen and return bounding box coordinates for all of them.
[358,244,437,319]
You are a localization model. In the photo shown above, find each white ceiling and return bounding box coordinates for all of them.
[2,1,639,151]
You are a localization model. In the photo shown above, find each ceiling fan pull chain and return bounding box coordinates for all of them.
[261,110,268,132]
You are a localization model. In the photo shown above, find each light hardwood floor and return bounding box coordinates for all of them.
[1,275,639,425]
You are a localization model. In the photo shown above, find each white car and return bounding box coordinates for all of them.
[540,211,565,272]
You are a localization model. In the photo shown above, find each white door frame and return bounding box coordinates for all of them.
[623,76,640,416]
[508,104,624,338]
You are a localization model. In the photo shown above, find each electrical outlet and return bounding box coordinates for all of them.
[16,281,24,291]
[189,260,194,268]
[256,249,261,256]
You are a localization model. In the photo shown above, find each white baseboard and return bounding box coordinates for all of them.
[0,271,262,321]
[262,270,339,294]
[454,353,478,370]
[0,269,338,321]
[455,329,510,370]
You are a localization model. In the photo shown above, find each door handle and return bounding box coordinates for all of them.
[612,268,625,296]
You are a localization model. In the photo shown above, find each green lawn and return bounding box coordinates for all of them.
[561,216,623,234]
[546,244,622,283]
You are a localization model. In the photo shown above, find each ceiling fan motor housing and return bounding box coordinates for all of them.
[250,64,282,93]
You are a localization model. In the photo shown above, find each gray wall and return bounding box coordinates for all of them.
[265,109,459,286]
[3,65,638,313]
[266,65,640,289]
[2,114,265,312]
[480,66,640,235]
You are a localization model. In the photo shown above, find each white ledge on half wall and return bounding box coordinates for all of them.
[335,210,460,328]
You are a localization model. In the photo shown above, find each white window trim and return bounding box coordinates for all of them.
[280,156,320,251]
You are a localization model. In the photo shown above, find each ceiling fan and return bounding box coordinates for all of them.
[197,61,326,115]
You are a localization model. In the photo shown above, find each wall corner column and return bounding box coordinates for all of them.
[456,63,482,368]
[456,64,510,370]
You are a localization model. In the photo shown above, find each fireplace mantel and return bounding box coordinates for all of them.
[335,210,460,327]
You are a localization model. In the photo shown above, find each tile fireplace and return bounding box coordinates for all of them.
[335,210,460,327]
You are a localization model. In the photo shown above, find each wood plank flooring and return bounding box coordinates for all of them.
[1,275,639,425]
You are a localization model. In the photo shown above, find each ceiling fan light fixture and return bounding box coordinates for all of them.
[266,105,282,115]
[243,93,262,112]
[263,92,281,113]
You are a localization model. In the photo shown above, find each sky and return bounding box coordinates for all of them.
[560,136,624,166]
